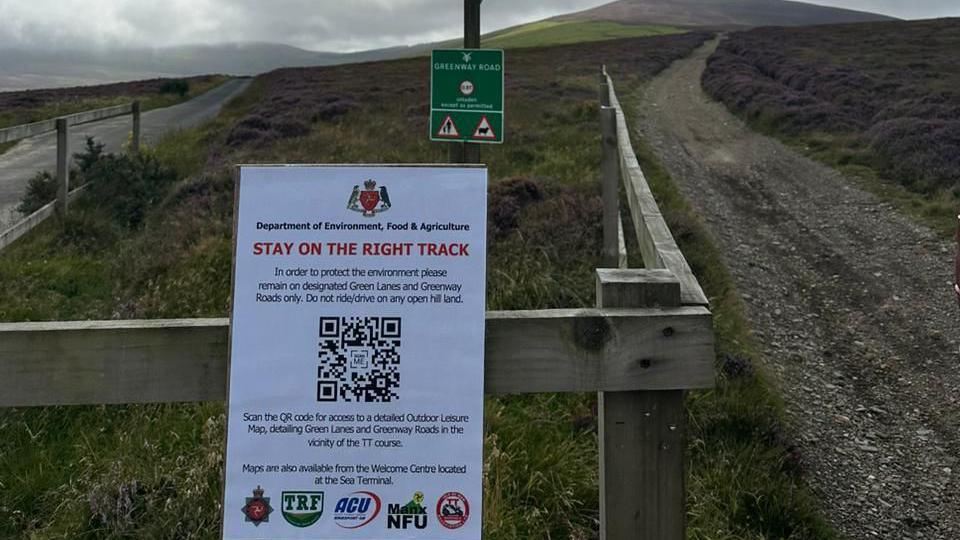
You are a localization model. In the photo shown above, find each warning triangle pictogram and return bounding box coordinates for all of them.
[436,115,460,138]
[471,116,497,140]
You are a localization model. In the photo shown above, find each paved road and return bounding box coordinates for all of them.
[637,40,959,538]
[0,78,251,229]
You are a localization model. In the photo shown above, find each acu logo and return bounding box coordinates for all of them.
[281,491,324,528]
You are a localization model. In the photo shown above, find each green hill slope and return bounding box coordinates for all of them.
[482,20,682,48]
[425,20,683,52]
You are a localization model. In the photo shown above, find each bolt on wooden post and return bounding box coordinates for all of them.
[55,118,70,216]
[597,268,686,540]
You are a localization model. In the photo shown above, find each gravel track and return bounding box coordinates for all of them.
[636,39,960,539]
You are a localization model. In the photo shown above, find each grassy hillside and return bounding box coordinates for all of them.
[557,0,895,28]
[481,20,682,49]
[0,32,833,539]
[702,18,960,235]
[423,20,682,52]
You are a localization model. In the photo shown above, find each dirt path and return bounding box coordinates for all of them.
[637,39,960,539]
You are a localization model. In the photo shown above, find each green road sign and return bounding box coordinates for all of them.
[431,49,504,144]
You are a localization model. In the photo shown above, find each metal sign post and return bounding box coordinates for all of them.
[439,0,493,164]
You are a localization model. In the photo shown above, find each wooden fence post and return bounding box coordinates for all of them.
[131,101,141,153]
[55,118,70,216]
[601,106,619,268]
[597,268,685,540]
[599,65,610,107]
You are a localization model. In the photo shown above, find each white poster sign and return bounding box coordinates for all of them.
[223,165,487,539]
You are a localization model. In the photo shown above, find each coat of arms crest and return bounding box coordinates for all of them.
[347,179,391,217]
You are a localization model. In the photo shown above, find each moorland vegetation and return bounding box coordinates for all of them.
[1,32,834,539]
[702,18,960,233]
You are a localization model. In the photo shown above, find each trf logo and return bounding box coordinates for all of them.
[281,491,324,528]
[387,491,427,530]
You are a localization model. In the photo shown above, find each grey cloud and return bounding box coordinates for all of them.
[807,0,960,19]
[0,0,957,52]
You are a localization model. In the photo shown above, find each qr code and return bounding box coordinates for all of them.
[318,316,401,403]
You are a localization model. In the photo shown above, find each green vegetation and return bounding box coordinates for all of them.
[703,19,960,238]
[481,20,682,49]
[16,171,57,215]
[0,76,230,156]
[159,79,191,98]
[0,33,832,539]
[781,131,959,237]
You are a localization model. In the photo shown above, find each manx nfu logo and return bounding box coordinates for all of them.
[281,491,324,528]
[388,491,427,530]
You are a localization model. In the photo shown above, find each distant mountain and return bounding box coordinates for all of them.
[0,42,411,91]
[0,0,899,91]
[555,0,897,28]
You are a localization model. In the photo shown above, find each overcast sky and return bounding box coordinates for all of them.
[0,0,957,52]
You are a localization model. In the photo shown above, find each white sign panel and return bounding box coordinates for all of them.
[223,165,487,539]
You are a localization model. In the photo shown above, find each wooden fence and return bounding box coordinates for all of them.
[0,102,141,251]
[0,69,713,539]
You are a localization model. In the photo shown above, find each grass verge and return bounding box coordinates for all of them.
[776,131,958,238]
[622,100,838,537]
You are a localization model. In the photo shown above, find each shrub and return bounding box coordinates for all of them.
[74,137,105,177]
[82,150,178,228]
[16,171,57,215]
[159,79,190,98]
[702,19,960,193]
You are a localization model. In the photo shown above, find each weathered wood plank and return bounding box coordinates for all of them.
[602,389,685,539]
[0,308,714,407]
[485,307,713,394]
[597,268,680,308]
[0,184,89,253]
[601,106,620,268]
[68,103,134,126]
[0,104,133,144]
[0,202,55,251]
[56,118,70,216]
[617,212,628,270]
[605,74,710,307]
[597,268,688,540]
[131,101,141,153]
[0,119,58,144]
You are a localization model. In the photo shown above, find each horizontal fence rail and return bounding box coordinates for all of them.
[0,184,88,251]
[603,69,709,307]
[0,306,714,408]
[0,102,141,253]
[0,103,134,144]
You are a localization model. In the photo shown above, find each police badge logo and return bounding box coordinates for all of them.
[242,486,274,526]
[347,179,391,217]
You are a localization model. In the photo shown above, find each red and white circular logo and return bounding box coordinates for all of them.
[436,492,469,529]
